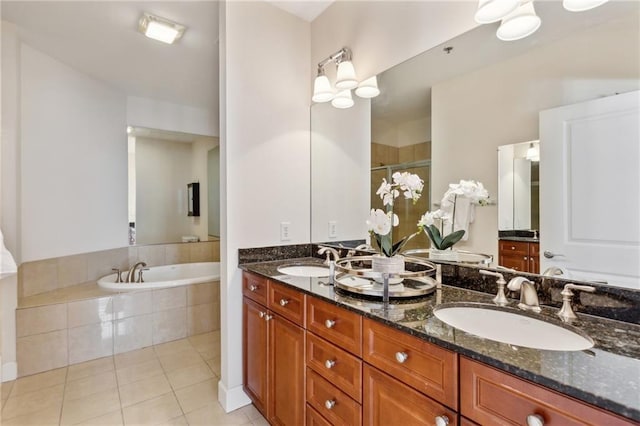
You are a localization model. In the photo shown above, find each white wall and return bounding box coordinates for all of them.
[20,43,128,261]
[207,147,220,237]
[372,116,431,148]
[219,1,310,411]
[431,15,640,260]
[311,98,371,243]
[127,96,218,138]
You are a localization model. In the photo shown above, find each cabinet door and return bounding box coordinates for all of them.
[499,252,530,272]
[269,314,305,426]
[243,297,269,415]
[363,364,457,426]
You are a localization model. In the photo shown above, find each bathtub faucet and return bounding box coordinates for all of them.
[126,262,147,283]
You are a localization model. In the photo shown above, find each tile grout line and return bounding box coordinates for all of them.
[58,364,70,425]
[112,354,126,426]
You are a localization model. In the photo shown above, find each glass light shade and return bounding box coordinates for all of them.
[496,2,541,41]
[312,75,334,103]
[474,0,520,23]
[526,144,540,162]
[355,76,380,98]
[563,0,609,12]
[138,13,185,44]
[335,61,358,90]
[331,90,354,109]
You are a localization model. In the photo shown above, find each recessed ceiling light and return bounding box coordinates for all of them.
[138,12,186,45]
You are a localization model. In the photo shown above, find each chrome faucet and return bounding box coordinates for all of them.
[479,270,508,306]
[355,243,373,251]
[507,277,541,313]
[557,283,595,322]
[317,246,340,265]
[126,261,147,283]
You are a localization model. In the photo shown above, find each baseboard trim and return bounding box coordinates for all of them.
[217,381,251,413]
[2,362,17,382]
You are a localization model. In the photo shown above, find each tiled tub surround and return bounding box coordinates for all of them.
[15,241,220,378]
[240,257,640,422]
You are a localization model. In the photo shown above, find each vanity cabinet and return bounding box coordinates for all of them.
[460,357,636,426]
[498,240,540,273]
[242,273,305,426]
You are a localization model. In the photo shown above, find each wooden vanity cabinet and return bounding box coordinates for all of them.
[242,273,305,426]
[498,240,540,273]
[460,357,636,426]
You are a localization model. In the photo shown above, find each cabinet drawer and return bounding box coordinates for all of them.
[307,368,362,426]
[268,280,305,325]
[307,296,362,356]
[363,364,457,426]
[243,272,268,305]
[363,318,458,410]
[460,357,636,426]
[307,332,362,403]
[499,240,529,256]
[306,405,332,426]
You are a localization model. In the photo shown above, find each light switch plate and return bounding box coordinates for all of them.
[280,222,291,241]
[328,221,337,238]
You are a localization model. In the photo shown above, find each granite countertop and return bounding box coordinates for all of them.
[499,236,540,243]
[240,257,640,422]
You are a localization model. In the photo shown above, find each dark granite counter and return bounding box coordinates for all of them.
[240,257,640,422]
[499,236,540,243]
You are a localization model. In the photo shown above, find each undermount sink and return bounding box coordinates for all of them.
[433,303,594,351]
[276,263,330,278]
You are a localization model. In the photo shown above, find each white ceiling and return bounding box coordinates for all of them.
[1,1,219,110]
[266,0,334,22]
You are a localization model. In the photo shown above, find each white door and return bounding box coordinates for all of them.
[539,91,640,289]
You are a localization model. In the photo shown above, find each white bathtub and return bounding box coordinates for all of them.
[97,262,220,291]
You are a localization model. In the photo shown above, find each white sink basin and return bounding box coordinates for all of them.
[277,264,330,278]
[434,303,594,351]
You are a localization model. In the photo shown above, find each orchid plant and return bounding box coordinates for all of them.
[367,172,424,257]
[418,180,489,250]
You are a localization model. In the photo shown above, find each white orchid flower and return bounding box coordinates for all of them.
[418,211,436,227]
[366,209,392,236]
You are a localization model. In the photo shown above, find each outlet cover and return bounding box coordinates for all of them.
[280,222,291,241]
[328,221,337,238]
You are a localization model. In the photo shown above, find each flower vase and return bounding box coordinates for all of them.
[371,254,405,284]
[429,248,460,262]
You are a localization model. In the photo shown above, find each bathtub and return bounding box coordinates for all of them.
[97,262,220,291]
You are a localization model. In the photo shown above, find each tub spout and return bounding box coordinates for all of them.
[127,262,147,283]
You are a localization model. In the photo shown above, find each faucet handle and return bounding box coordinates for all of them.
[480,269,506,283]
[557,283,595,322]
[137,268,150,283]
[112,268,122,283]
[480,270,508,306]
[563,283,596,294]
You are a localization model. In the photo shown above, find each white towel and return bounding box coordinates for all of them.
[0,229,17,278]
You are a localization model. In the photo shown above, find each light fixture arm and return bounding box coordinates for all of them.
[316,47,352,71]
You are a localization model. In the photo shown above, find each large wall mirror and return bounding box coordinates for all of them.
[311,1,639,288]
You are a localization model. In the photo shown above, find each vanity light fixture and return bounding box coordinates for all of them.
[312,47,380,108]
[138,12,186,44]
[475,0,609,41]
[526,142,540,162]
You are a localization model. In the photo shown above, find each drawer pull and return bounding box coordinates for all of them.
[524,256,528,260]
[324,359,336,369]
[325,319,336,329]
[395,351,409,363]
[279,298,289,306]
[511,246,516,250]
[249,284,258,292]
[258,311,265,318]
[264,314,273,321]
[435,415,450,426]
[324,399,336,410]
[527,414,545,426]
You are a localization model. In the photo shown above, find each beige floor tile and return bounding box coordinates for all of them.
[2,383,64,420]
[1,380,15,402]
[122,392,183,425]
[251,415,270,426]
[116,358,164,386]
[158,348,204,372]
[185,402,251,426]
[1,405,61,426]
[206,355,221,377]
[166,361,214,390]
[188,332,220,360]
[67,356,114,382]
[174,378,218,414]
[158,415,189,426]
[153,338,193,357]
[75,409,123,426]
[64,370,117,401]
[60,387,120,425]
[240,404,265,421]
[114,346,157,370]
[119,372,172,407]
[9,367,67,397]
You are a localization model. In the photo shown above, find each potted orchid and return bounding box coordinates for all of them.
[418,180,489,257]
[367,172,424,279]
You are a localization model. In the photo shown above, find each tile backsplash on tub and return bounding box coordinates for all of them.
[18,241,220,299]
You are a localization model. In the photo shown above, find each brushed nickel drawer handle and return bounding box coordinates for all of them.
[249,284,258,292]
[325,359,336,369]
[264,314,273,321]
[526,414,544,426]
[258,311,265,318]
[325,399,336,410]
[279,298,289,306]
[435,415,450,426]
[395,351,408,363]
[325,319,336,329]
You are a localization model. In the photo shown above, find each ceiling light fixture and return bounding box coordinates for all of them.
[475,0,609,41]
[312,47,380,108]
[138,12,186,44]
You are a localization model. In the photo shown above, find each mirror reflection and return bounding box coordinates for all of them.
[498,140,539,232]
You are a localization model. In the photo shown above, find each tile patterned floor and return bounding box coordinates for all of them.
[1,331,267,426]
